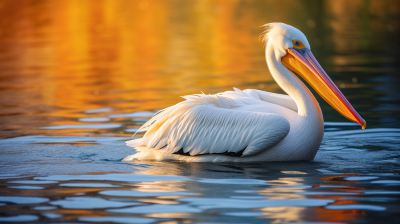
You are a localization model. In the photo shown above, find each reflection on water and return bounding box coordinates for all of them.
[1,166,400,223]
[0,0,399,223]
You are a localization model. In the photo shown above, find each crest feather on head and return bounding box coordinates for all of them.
[260,22,285,45]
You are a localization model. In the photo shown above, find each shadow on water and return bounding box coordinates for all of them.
[0,0,399,223]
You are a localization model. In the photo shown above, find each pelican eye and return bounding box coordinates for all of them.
[292,39,306,49]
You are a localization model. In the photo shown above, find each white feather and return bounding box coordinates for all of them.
[126,89,290,157]
[243,89,298,112]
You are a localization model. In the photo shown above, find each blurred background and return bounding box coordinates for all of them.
[0,2,400,223]
[0,0,399,139]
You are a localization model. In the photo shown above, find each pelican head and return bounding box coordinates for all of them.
[262,23,366,129]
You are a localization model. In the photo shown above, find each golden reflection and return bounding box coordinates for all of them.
[157,221,182,224]
[57,209,100,215]
[0,0,398,138]
[136,198,180,205]
[130,181,190,194]
[281,171,307,174]
[255,177,307,200]
[144,213,192,219]
[258,206,305,224]
[268,177,305,186]
[55,188,108,194]
[262,193,306,200]
[133,162,206,176]
[0,0,277,137]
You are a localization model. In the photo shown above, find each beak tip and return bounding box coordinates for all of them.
[362,119,367,130]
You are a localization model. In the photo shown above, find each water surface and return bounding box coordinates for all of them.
[0,0,399,223]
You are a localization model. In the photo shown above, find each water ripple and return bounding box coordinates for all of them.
[177,198,334,210]
[50,197,140,209]
[325,204,386,211]
[0,196,49,204]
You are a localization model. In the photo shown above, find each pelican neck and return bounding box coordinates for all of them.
[265,41,321,117]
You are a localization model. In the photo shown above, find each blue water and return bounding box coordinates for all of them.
[1,124,400,223]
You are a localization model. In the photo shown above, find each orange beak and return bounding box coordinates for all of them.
[281,48,366,129]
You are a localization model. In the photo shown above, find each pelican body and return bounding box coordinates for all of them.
[125,23,365,162]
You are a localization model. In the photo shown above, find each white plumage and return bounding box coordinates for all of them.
[127,88,291,157]
[124,22,365,162]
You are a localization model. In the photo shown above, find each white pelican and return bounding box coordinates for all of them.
[124,23,366,162]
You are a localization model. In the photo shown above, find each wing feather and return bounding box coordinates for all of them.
[243,89,298,112]
[127,91,290,157]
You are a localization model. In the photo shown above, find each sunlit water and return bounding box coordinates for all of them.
[1,0,400,223]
